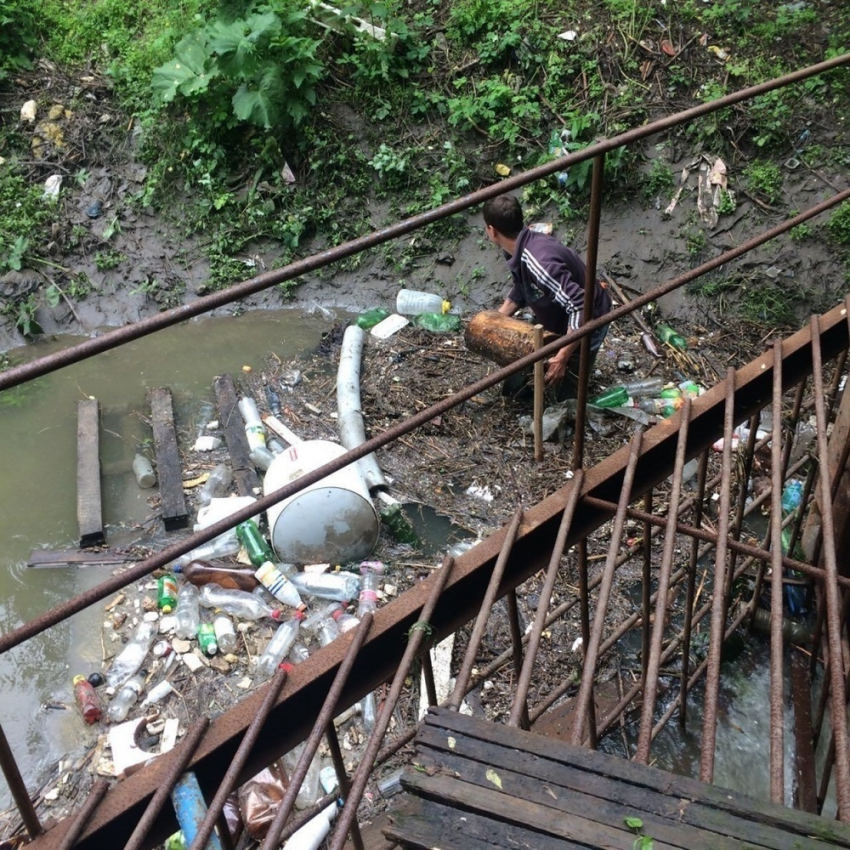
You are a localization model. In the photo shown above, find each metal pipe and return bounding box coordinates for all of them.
[3,56,847,396]
[810,314,850,819]
[576,537,596,747]
[0,721,42,838]
[327,556,457,850]
[190,667,290,850]
[55,780,108,850]
[573,153,605,471]
[509,471,584,727]
[449,510,523,707]
[505,589,529,730]
[261,614,374,850]
[700,368,736,784]
[769,341,786,805]
[124,718,211,850]
[635,400,691,763]
[3,191,849,663]
[570,430,643,745]
[641,488,653,689]
[680,448,709,728]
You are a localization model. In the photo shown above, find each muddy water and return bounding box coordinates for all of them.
[0,310,327,804]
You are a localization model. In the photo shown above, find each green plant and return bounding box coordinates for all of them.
[642,159,675,201]
[151,2,324,134]
[624,816,654,849]
[790,222,812,242]
[744,161,783,205]
[828,202,850,246]
[684,227,707,256]
[94,249,125,271]
[717,189,736,215]
[0,0,38,78]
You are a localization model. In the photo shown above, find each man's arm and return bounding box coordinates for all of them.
[546,337,578,385]
[498,298,520,316]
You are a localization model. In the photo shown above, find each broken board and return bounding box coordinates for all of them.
[213,374,261,498]
[77,398,105,547]
[149,387,189,530]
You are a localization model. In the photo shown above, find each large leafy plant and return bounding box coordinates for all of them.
[152,3,324,131]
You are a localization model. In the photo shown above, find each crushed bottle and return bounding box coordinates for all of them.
[107,675,144,723]
[289,571,361,602]
[256,610,304,679]
[199,584,281,621]
[107,621,156,688]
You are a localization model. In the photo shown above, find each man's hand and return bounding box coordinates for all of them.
[545,350,569,385]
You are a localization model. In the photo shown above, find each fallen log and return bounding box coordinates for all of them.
[464,311,558,367]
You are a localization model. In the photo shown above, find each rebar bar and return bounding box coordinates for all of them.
[55,780,108,850]
[0,721,41,838]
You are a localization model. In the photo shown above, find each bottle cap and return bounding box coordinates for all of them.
[271,609,283,620]
[162,605,173,614]
[73,675,86,686]
[279,662,294,673]
[441,299,451,314]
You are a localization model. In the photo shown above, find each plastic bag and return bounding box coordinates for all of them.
[238,760,289,839]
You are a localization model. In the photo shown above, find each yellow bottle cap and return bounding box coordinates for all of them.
[441,300,451,314]
[162,605,173,614]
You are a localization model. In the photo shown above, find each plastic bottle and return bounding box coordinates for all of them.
[255,562,302,607]
[659,387,683,399]
[265,384,282,416]
[249,446,275,471]
[290,571,361,602]
[355,307,390,330]
[140,680,175,709]
[175,584,201,639]
[197,464,232,508]
[316,615,340,648]
[107,622,157,688]
[679,380,702,398]
[379,500,419,545]
[319,765,339,795]
[283,802,337,850]
[236,520,275,567]
[238,397,266,451]
[295,751,322,810]
[199,584,281,621]
[256,611,304,678]
[361,691,377,736]
[412,313,462,333]
[267,437,286,455]
[589,386,629,408]
[213,614,237,653]
[174,533,241,569]
[620,377,665,397]
[290,642,310,664]
[73,675,102,724]
[781,479,805,515]
[331,606,360,634]
[107,675,144,723]
[396,289,451,316]
[197,622,218,655]
[133,454,157,489]
[655,323,688,351]
[182,560,259,592]
[158,575,178,614]
[358,561,385,619]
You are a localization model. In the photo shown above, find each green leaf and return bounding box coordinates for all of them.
[45,285,61,308]
[209,13,281,77]
[232,83,278,129]
[624,817,644,831]
[151,30,216,103]
[8,235,27,271]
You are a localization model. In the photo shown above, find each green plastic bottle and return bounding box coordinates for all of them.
[380,502,419,545]
[679,380,701,398]
[589,386,629,408]
[236,520,275,567]
[158,575,178,614]
[659,387,682,399]
[412,313,462,333]
[655,323,688,351]
[197,622,218,656]
[355,308,390,330]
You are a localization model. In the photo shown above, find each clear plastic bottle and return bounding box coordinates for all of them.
[174,533,241,569]
[620,377,665,397]
[255,561,302,607]
[249,446,275,471]
[107,622,157,688]
[358,561,385,619]
[132,454,157,488]
[396,289,451,316]
[267,437,286,455]
[361,691,377,736]
[197,464,232,508]
[213,614,237,653]
[316,615,340,648]
[175,584,201,639]
[331,606,360,634]
[199,584,281,621]
[290,642,310,663]
[140,680,175,709]
[107,675,144,723]
[238,397,266,451]
[290,572,361,602]
[256,611,304,679]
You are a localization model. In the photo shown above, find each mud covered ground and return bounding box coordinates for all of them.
[1,62,849,354]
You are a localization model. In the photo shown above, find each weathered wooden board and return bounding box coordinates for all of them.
[28,549,139,568]
[213,374,261,498]
[149,387,189,531]
[76,398,104,548]
[386,707,850,850]
[464,310,558,367]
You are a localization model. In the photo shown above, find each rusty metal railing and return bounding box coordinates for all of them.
[2,54,850,849]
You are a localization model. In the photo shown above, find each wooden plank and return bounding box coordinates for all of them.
[423,708,850,847]
[149,387,189,531]
[791,652,818,813]
[28,549,139,568]
[76,399,104,548]
[213,375,261,498]
[402,770,681,850]
[385,794,582,850]
[410,743,742,850]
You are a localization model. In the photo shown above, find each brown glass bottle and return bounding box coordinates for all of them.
[182,560,259,592]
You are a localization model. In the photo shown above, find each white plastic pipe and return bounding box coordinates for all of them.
[283,802,337,849]
[337,325,386,492]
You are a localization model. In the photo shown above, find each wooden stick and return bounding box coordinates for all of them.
[533,324,544,462]
[599,269,653,336]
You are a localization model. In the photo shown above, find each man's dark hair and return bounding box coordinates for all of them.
[483,195,523,239]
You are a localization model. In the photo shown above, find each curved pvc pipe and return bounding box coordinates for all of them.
[337,325,386,492]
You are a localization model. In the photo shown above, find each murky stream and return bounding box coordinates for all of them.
[0,310,327,805]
